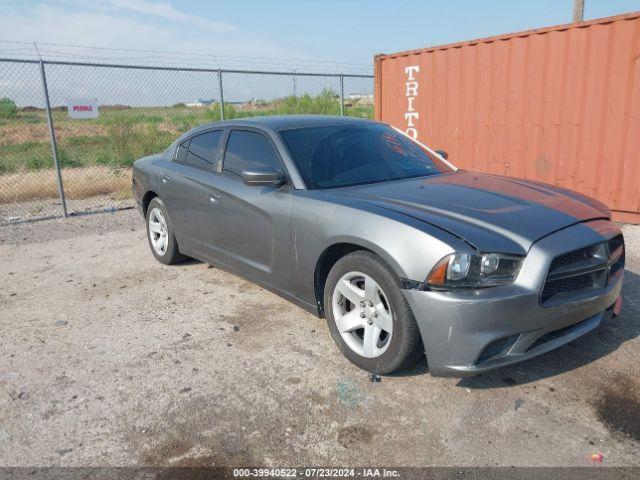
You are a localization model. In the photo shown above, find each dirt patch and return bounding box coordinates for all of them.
[141,436,257,468]
[223,301,288,350]
[337,425,375,449]
[143,438,257,480]
[306,391,326,406]
[593,374,640,441]
[134,397,261,469]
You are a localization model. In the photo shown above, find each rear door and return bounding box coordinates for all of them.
[208,128,293,289]
[160,129,224,258]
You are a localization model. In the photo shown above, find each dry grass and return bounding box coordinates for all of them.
[0,122,109,146]
[0,166,132,203]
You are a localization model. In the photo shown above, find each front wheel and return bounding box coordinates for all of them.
[145,197,186,265]
[324,251,423,374]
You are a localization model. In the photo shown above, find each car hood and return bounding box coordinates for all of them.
[331,171,610,254]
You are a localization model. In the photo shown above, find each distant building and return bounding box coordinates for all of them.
[347,93,373,100]
[345,93,373,107]
[185,98,216,107]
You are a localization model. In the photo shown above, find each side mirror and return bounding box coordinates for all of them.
[435,149,449,160]
[241,167,283,187]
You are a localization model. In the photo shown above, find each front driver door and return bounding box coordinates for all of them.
[208,128,292,290]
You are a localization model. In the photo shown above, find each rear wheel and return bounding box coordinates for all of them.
[324,251,423,374]
[146,197,186,265]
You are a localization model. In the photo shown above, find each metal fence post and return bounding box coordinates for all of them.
[218,68,225,120]
[293,69,297,97]
[339,74,344,116]
[38,57,68,218]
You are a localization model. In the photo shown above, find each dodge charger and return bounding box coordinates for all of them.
[132,115,624,375]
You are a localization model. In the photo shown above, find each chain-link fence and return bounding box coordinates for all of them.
[0,58,373,225]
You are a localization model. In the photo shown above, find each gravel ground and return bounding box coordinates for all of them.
[1,210,639,467]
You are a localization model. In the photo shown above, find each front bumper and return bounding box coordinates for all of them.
[403,221,623,377]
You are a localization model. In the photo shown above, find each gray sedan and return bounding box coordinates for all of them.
[132,115,624,376]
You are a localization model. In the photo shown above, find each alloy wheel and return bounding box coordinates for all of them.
[332,271,393,358]
[148,207,168,256]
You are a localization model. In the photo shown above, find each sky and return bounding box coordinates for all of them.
[0,0,639,107]
[1,0,639,71]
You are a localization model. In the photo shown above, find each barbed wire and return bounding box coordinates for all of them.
[0,40,373,74]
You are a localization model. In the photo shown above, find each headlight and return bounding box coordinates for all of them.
[427,252,523,288]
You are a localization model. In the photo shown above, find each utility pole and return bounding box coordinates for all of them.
[573,0,584,22]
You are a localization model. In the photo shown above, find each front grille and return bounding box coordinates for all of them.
[608,234,624,254]
[608,234,625,282]
[542,271,605,303]
[550,247,594,270]
[541,235,624,306]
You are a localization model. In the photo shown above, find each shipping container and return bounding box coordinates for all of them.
[375,12,640,223]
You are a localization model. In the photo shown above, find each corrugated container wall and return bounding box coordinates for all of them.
[375,12,640,223]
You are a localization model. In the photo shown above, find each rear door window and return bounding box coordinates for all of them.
[223,130,282,176]
[185,130,223,171]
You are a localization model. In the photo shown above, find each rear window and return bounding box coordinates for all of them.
[280,123,453,189]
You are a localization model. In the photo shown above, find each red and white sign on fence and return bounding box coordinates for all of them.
[66,98,99,119]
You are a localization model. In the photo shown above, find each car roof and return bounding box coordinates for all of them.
[189,114,380,134]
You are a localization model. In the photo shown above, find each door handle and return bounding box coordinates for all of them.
[209,193,221,205]
[161,175,171,184]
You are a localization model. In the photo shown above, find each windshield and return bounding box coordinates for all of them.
[279,123,454,189]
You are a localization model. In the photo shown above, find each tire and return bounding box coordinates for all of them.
[324,250,423,374]
[145,197,187,265]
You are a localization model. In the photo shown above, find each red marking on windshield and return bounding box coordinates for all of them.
[382,132,408,156]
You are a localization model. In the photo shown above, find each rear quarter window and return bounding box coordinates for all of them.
[174,139,189,163]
